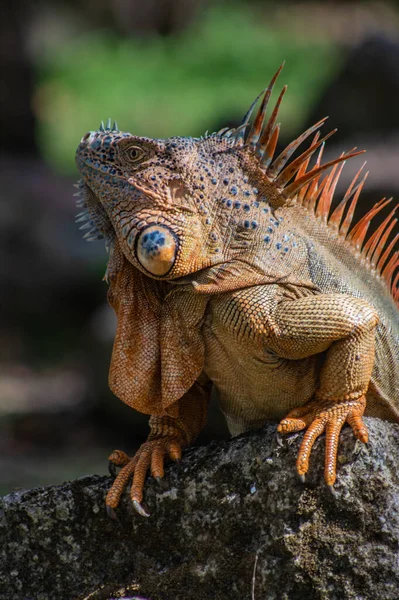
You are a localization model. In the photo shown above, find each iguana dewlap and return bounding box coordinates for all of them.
[75,65,399,518]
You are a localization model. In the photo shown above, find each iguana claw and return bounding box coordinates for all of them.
[106,505,118,521]
[278,395,368,486]
[133,500,150,518]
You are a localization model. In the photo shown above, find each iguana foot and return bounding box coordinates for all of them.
[277,395,368,486]
[105,438,183,518]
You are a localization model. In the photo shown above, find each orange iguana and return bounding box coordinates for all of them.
[75,65,399,518]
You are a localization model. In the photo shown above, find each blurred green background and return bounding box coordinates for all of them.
[1,0,399,495]
[37,3,340,173]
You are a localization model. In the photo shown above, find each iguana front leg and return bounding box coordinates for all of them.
[269,292,378,486]
[225,286,379,486]
[106,376,210,518]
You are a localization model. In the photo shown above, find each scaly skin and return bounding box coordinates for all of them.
[75,68,399,517]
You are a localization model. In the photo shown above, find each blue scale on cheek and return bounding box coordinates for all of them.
[140,229,165,257]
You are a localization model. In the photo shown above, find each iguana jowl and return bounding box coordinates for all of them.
[75,65,399,518]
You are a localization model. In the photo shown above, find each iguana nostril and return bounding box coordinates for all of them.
[136,225,177,276]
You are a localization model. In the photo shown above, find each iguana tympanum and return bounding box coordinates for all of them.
[75,65,399,518]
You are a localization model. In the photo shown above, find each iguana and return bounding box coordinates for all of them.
[75,64,399,518]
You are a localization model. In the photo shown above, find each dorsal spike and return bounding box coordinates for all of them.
[370,217,397,267]
[347,197,391,244]
[269,117,329,179]
[106,118,112,131]
[282,149,366,199]
[296,131,320,205]
[306,174,329,213]
[276,128,336,188]
[382,251,399,286]
[234,92,264,145]
[99,121,105,132]
[232,123,249,145]
[247,63,285,147]
[363,204,397,261]
[112,121,119,132]
[261,123,280,168]
[241,90,264,127]
[392,270,399,299]
[316,159,345,221]
[329,162,367,230]
[376,233,399,273]
[302,141,325,209]
[257,85,287,153]
[339,171,369,237]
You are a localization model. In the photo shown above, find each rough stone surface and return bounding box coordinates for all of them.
[1,418,399,600]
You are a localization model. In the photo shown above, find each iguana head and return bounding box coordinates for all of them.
[75,65,364,282]
[76,124,255,279]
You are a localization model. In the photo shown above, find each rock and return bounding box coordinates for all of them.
[1,418,399,600]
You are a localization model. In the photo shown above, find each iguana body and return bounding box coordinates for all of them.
[75,65,399,517]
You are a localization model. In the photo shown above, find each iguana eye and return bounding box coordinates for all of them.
[126,145,146,163]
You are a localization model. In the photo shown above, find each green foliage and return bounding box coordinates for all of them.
[35,3,340,174]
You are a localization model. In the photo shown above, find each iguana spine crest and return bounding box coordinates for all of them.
[224,64,399,305]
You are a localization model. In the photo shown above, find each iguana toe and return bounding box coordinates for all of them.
[278,395,368,486]
[107,449,131,483]
[105,437,184,518]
